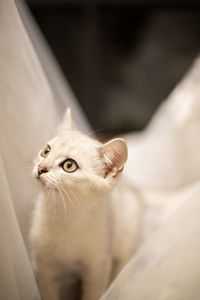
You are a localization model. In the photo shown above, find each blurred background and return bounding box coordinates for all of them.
[26,0,200,136]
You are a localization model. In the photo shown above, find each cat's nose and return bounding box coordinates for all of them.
[38,165,48,176]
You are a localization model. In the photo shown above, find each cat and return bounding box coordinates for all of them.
[30,108,140,300]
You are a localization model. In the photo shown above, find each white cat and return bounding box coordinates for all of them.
[30,108,139,300]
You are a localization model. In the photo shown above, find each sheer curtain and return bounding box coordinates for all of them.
[104,58,200,299]
[101,188,200,300]
[102,58,200,299]
[1,1,200,300]
[124,57,200,189]
[0,0,90,299]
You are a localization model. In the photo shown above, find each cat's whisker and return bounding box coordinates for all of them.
[27,160,34,166]
[67,188,81,210]
[44,184,52,207]
[47,174,60,188]
[67,188,83,223]
[86,128,105,137]
[21,165,35,177]
[58,187,67,218]
[50,188,54,213]
[23,164,34,171]
[46,187,55,217]
[59,185,76,212]
[46,185,51,203]
[61,187,76,210]
[53,189,57,218]
[66,188,80,216]
[49,189,54,213]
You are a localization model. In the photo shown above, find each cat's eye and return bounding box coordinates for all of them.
[61,159,79,173]
[41,144,51,157]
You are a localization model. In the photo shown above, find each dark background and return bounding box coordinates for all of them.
[27,0,200,134]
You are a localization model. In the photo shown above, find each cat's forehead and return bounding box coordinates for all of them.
[47,131,100,158]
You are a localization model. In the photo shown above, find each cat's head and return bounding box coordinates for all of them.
[33,108,127,198]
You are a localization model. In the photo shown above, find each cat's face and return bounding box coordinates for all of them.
[33,109,127,198]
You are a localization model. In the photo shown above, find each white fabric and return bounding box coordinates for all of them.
[101,186,200,300]
[0,156,40,300]
[0,0,90,299]
[103,57,200,300]
[124,57,200,188]
[16,0,91,130]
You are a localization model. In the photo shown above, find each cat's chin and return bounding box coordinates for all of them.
[37,181,59,193]
[36,176,57,191]
[37,176,45,186]
[35,176,46,189]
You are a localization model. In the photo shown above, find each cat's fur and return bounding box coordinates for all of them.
[30,109,139,300]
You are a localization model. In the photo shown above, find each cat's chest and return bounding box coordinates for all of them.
[32,194,110,265]
[37,202,109,248]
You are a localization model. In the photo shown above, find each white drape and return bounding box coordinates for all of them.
[101,188,200,300]
[104,58,200,299]
[124,57,200,188]
[102,52,200,300]
[0,156,40,300]
[0,0,90,299]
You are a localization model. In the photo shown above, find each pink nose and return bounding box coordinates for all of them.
[38,165,48,176]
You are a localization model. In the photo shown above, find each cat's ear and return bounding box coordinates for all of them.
[100,138,128,178]
[58,108,76,133]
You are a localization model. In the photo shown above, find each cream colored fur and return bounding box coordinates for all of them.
[30,109,139,300]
